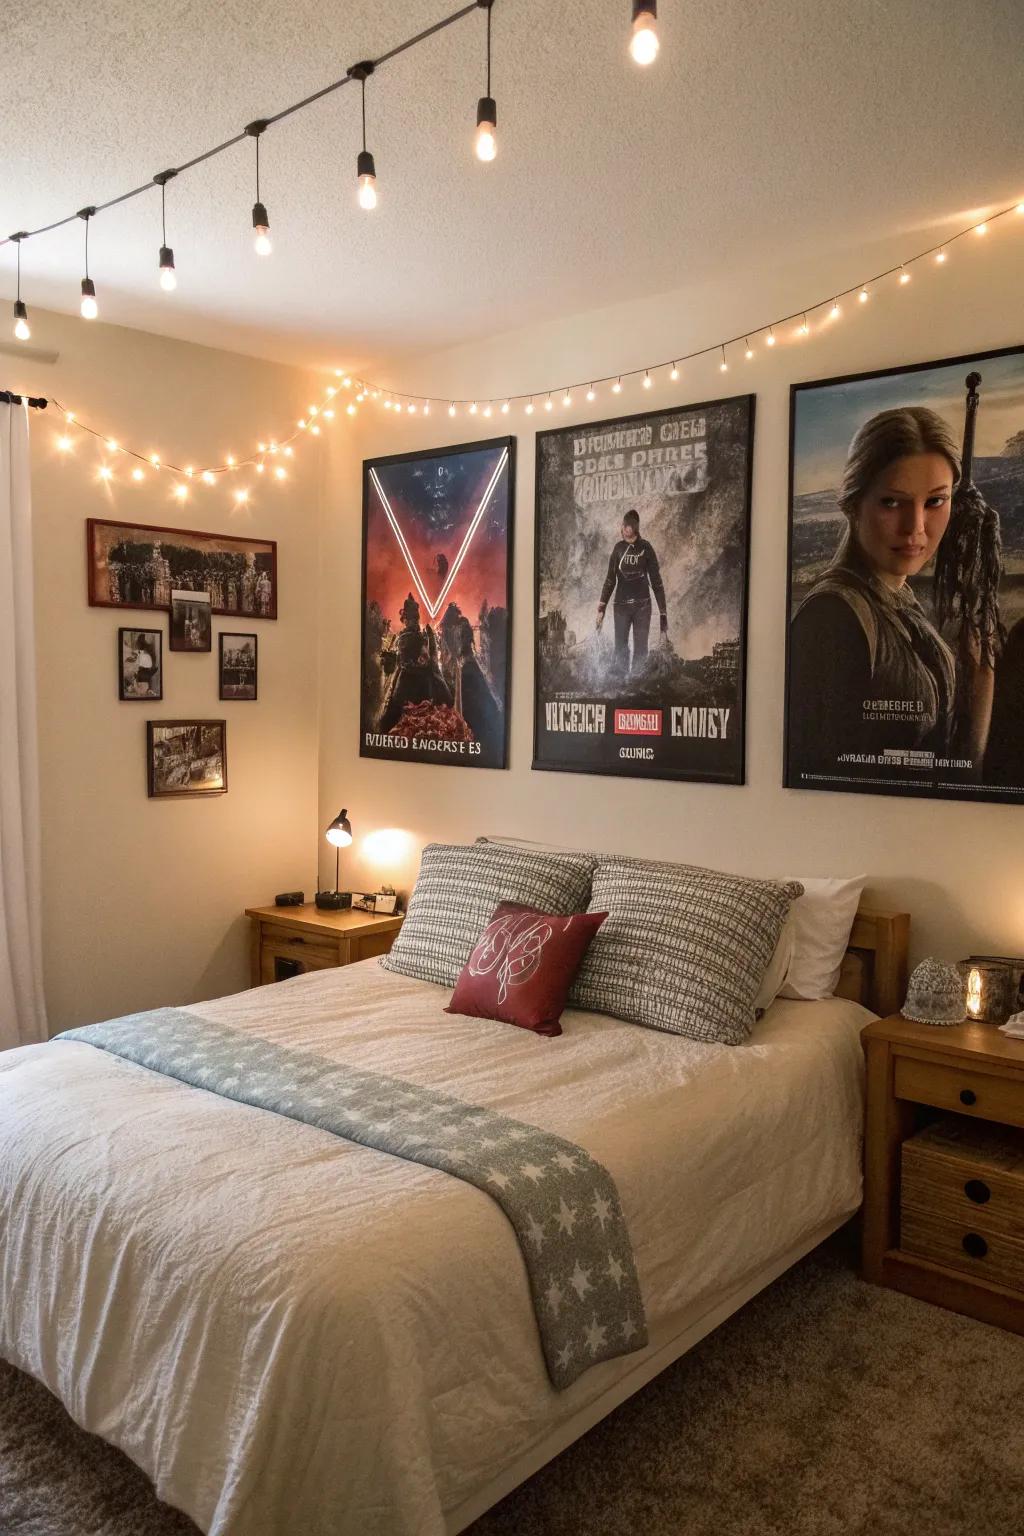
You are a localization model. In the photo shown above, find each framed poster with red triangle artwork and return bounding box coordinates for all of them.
[360,436,515,769]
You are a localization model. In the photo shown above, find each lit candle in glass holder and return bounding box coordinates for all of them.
[966,966,983,1018]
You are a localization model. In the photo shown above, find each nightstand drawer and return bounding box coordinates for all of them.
[893,1056,1024,1129]
[903,1123,1024,1241]
[901,1204,1024,1292]
[259,924,338,960]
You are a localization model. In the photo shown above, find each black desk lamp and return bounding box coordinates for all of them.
[316,809,353,910]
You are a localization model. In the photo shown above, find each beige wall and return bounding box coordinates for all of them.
[7,310,323,1029]
[320,233,1024,967]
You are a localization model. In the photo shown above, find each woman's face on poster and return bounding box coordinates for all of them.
[852,451,954,585]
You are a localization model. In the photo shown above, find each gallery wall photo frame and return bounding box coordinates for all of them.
[359,434,515,770]
[169,589,212,652]
[219,632,258,700]
[784,342,1024,807]
[118,627,163,701]
[147,720,228,798]
[86,518,278,619]
[533,394,755,784]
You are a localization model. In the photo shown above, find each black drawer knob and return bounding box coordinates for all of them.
[959,1088,977,1106]
[962,1232,988,1259]
[964,1179,991,1204]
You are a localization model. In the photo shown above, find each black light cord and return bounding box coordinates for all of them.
[1,1,485,252]
[361,74,368,153]
[255,133,261,203]
[161,182,167,246]
[486,2,492,97]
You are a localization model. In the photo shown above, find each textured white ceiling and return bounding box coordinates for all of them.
[1,0,1021,370]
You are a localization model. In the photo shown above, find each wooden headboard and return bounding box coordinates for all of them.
[835,907,910,1018]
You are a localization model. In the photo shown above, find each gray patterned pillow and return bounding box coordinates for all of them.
[382,842,597,989]
[570,857,804,1045]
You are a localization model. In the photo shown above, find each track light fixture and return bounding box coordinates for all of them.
[154,170,178,291]
[78,207,98,319]
[630,2,659,65]
[246,121,272,255]
[349,62,378,209]
[475,1,497,162]
[11,232,30,340]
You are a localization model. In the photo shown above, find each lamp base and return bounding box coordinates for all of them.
[315,890,352,911]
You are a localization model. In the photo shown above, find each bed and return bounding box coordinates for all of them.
[0,904,907,1536]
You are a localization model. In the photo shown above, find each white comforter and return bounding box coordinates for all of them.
[0,962,868,1535]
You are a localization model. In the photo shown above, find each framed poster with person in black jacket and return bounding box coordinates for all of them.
[533,395,754,782]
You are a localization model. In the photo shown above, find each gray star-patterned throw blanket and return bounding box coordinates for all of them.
[58,1009,648,1389]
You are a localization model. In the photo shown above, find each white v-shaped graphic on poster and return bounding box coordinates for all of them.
[369,447,509,621]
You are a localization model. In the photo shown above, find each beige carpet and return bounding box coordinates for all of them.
[2,1232,1022,1536]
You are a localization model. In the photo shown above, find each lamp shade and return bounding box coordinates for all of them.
[325,809,353,848]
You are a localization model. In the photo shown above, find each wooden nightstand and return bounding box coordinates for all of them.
[862,1011,1024,1334]
[245,904,403,987]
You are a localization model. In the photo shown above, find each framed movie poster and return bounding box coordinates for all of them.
[360,437,514,768]
[785,344,1024,805]
[534,396,754,782]
[87,519,277,618]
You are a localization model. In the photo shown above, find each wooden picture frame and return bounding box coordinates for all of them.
[87,517,278,619]
[219,632,258,700]
[169,589,212,652]
[118,627,163,701]
[147,720,228,798]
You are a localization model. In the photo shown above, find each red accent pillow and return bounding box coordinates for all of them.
[446,902,607,1037]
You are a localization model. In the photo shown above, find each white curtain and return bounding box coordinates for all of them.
[0,401,47,1047]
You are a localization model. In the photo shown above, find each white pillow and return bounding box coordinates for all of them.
[779,876,867,1000]
[754,911,796,1011]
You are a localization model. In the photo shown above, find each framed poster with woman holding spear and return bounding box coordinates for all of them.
[785,344,1024,804]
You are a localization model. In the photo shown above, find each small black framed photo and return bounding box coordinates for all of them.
[219,632,258,700]
[169,589,212,652]
[118,627,163,700]
[147,720,227,798]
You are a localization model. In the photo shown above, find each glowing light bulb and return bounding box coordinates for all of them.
[899,268,910,284]
[383,400,391,410]
[202,471,215,485]
[798,315,809,336]
[612,378,622,394]
[65,412,75,422]
[13,301,30,341]
[256,462,265,473]
[346,403,357,416]
[745,343,754,360]
[858,287,869,303]
[642,372,652,389]
[159,246,177,291]
[185,466,194,478]
[423,403,430,415]
[226,454,236,467]
[283,446,294,457]
[234,489,249,506]
[469,402,478,414]
[357,150,378,210]
[98,465,112,480]
[586,386,596,401]
[483,404,492,417]
[310,424,320,435]
[975,222,988,236]
[562,391,571,406]
[630,3,659,65]
[57,435,72,452]
[149,455,160,467]
[106,439,119,452]
[501,401,509,413]
[670,365,679,381]
[936,249,947,264]
[342,375,351,387]
[544,394,553,411]
[275,466,287,480]
[174,484,188,501]
[475,97,497,162]
[132,467,144,482]
[80,278,98,320]
[252,201,272,256]
[448,404,456,417]
[323,408,335,419]
[766,329,776,346]
[719,354,728,373]
[525,400,535,415]
[829,300,841,319]
[1017,203,1024,215]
